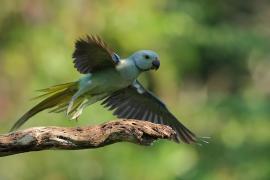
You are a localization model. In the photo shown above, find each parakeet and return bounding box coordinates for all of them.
[10,35,197,143]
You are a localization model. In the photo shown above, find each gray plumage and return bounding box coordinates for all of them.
[10,35,197,144]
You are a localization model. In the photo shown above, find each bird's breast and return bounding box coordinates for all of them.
[116,59,141,81]
[89,69,133,94]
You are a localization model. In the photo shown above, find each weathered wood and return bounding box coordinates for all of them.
[0,119,176,157]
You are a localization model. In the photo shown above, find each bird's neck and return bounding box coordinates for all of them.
[116,59,141,81]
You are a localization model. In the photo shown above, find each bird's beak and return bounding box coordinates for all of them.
[151,59,160,70]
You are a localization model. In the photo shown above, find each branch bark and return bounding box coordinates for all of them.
[0,119,176,157]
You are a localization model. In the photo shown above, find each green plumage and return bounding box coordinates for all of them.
[10,35,198,144]
[10,82,79,131]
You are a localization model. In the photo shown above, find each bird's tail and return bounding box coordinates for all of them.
[10,82,79,132]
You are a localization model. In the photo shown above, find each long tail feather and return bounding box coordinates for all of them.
[10,82,78,132]
[37,82,76,92]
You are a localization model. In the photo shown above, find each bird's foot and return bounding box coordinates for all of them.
[71,109,83,120]
[66,101,74,116]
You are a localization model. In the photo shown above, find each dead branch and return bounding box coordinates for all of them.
[0,119,176,157]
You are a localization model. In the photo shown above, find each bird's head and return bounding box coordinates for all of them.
[130,50,160,72]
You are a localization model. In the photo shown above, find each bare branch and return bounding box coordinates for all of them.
[0,119,177,157]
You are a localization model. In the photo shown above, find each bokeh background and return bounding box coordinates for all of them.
[0,0,270,179]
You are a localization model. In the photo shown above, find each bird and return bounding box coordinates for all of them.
[10,35,198,143]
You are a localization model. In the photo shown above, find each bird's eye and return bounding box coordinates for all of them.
[144,55,150,59]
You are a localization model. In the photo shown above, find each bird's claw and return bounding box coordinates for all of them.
[71,109,83,120]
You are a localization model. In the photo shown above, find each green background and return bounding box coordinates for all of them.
[0,0,269,179]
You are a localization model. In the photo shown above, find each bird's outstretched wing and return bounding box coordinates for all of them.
[101,80,197,143]
[72,35,120,74]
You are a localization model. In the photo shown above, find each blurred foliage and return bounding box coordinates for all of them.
[0,0,270,180]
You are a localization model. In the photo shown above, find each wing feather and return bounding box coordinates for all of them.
[102,81,197,143]
[72,35,120,74]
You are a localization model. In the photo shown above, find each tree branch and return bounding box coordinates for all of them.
[0,119,176,157]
